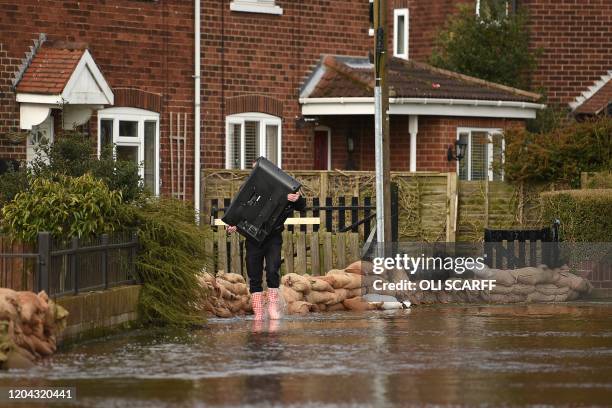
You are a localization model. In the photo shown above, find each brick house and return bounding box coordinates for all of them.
[2,0,572,212]
[201,0,541,178]
[0,0,197,201]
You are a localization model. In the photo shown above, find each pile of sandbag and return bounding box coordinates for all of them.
[474,264,592,304]
[198,272,252,317]
[281,261,385,314]
[0,288,69,369]
[391,265,593,305]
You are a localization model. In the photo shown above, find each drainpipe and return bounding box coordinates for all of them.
[194,0,201,220]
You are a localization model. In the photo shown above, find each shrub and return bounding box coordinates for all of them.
[429,3,538,89]
[127,198,213,326]
[1,173,123,244]
[504,117,612,187]
[540,189,612,242]
[0,166,28,208]
[27,131,143,202]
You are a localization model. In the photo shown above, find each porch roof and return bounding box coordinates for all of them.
[299,55,544,118]
[14,43,114,129]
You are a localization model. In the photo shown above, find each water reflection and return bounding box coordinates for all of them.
[0,303,611,407]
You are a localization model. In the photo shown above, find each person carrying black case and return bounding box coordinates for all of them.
[227,190,306,320]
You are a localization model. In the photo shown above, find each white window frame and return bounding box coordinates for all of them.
[225,112,282,169]
[369,0,374,36]
[476,0,511,17]
[393,8,409,60]
[456,127,504,181]
[230,0,283,15]
[97,107,160,195]
[314,126,332,171]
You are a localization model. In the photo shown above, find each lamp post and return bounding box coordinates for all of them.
[373,0,392,244]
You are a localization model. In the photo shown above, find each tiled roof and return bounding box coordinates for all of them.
[15,46,85,94]
[574,77,612,115]
[304,55,541,103]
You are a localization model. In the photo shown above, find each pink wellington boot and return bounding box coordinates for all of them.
[267,288,282,320]
[251,292,265,321]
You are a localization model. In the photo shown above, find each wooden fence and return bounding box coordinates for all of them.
[208,228,361,278]
[202,170,544,243]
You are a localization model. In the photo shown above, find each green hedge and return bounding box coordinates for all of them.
[541,189,612,242]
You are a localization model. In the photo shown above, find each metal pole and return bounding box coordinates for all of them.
[374,0,392,244]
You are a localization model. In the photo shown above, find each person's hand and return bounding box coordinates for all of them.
[287,192,301,202]
[227,225,237,234]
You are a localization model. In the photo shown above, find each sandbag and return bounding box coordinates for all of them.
[535,283,570,296]
[326,270,353,288]
[287,301,312,315]
[347,288,363,298]
[511,284,536,296]
[490,284,513,294]
[281,273,311,293]
[526,292,556,303]
[217,272,246,284]
[511,267,553,286]
[491,269,517,286]
[308,277,334,293]
[280,285,303,303]
[345,261,373,275]
[343,297,376,311]
[556,272,592,293]
[327,303,347,312]
[305,290,337,305]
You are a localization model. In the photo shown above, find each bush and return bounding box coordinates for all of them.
[2,131,144,204]
[1,173,123,244]
[126,198,213,326]
[504,116,612,187]
[429,2,538,89]
[540,189,612,242]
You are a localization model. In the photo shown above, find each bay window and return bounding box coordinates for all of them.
[98,107,160,194]
[226,113,282,169]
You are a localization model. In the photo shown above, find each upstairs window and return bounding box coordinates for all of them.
[230,0,283,15]
[457,128,504,181]
[226,113,282,169]
[393,9,409,60]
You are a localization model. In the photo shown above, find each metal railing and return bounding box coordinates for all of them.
[0,232,138,297]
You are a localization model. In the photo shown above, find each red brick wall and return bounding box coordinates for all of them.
[0,43,23,161]
[201,1,374,170]
[520,0,612,106]
[0,1,195,198]
[321,115,524,172]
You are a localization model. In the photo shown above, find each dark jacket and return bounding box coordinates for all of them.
[272,195,307,234]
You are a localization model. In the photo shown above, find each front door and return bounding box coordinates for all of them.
[314,130,329,170]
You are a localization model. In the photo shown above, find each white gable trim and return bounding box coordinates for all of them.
[62,50,114,105]
[569,70,612,111]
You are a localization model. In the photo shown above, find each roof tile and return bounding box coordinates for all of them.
[16,46,85,95]
[306,55,541,103]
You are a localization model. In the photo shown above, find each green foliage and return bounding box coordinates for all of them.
[29,132,143,202]
[429,3,538,89]
[526,104,571,134]
[504,117,612,187]
[1,173,122,244]
[584,172,612,189]
[127,198,212,326]
[0,166,28,208]
[541,189,612,242]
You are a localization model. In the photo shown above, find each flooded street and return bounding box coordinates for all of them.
[2,302,612,407]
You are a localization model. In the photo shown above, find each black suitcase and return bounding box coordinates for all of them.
[222,157,301,243]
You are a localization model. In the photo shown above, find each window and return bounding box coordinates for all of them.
[226,113,281,169]
[230,0,282,15]
[457,128,504,181]
[393,9,409,60]
[476,0,512,18]
[97,107,160,195]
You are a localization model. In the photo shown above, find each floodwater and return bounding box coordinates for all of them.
[2,302,612,407]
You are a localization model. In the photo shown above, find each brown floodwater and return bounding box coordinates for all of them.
[1,302,612,407]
